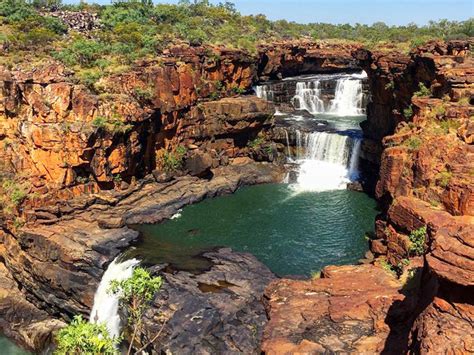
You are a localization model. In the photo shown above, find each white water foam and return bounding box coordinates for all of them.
[254,85,273,101]
[90,257,140,339]
[329,76,365,116]
[291,131,361,192]
[292,81,325,114]
[171,209,182,219]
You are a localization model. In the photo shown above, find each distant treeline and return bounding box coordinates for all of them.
[0,0,472,85]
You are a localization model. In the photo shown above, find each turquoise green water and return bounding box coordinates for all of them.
[130,184,378,276]
[0,337,29,355]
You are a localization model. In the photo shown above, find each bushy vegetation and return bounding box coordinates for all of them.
[403,136,422,150]
[156,145,187,172]
[109,267,163,354]
[408,226,427,256]
[436,169,452,187]
[92,115,133,134]
[56,266,162,354]
[413,83,432,97]
[55,315,119,355]
[0,0,472,77]
[0,176,29,216]
[403,105,413,120]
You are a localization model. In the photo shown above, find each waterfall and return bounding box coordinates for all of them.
[348,138,362,180]
[329,77,365,116]
[292,81,325,114]
[292,131,361,192]
[295,130,303,160]
[90,257,140,339]
[284,129,292,160]
[255,84,273,101]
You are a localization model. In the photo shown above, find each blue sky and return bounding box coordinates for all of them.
[63,0,473,25]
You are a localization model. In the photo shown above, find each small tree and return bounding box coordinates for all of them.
[55,315,118,355]
[109,267,163,354]
[408,226,427,256]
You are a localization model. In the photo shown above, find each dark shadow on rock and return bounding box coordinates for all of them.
[381,265,437,354]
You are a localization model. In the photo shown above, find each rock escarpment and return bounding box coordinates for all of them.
[0,43,285,351]
[257,41,362,81]
[0,39,472,353]
[0,45,259,204]
[262,40,473,354]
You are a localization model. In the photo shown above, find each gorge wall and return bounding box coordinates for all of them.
[0,39,472,353]
[262,40,473,353]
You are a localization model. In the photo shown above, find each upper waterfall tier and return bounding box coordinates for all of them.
[255,71,368,116]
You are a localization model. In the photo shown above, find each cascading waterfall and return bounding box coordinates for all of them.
[348,138,362,180]
[290,72,366,116]
[255,84,273,101]
[329,77,365,116]
[255,72,366,192]
[292,81,325,114]
[292,131,361,192]
[284,129,292,160]
[90,257,140,339]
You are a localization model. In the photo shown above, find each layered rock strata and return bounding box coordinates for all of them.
[262,40,473,354]
[0,39,472,353]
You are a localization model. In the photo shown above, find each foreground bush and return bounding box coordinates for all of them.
[55,315,119,355]
[109,267,163,354]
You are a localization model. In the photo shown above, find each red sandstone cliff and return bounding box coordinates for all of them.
[262,40,473,354]
[0,39,472,353]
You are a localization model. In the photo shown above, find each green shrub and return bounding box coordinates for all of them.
[1,178,28,210]
[109,267,162,354]
[133,87,154,102]
[428,103,447,119]
[385,80,395,90]
[439,119,461,133]
[92,115,132,134]
[403,105,413,120]
[380,259,396,276]
[414,83,431,97]
[231,86,246,95]
[157,146,187,172]
[403,136,422,150]
[436,170,452,188]
[55,315,118,355]
[248,137,264,148]
[92,116,107,128]
[77,68,103,90]
[53,38,105,67]
[408,226,427,256]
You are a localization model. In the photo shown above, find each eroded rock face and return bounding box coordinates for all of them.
[0,260,65,352]
[0,162,284,343]
[263,39,474,354]
[257,41,362,81]
[0,45,261,207]
[262,263,417,354]
[139,248,276,354]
